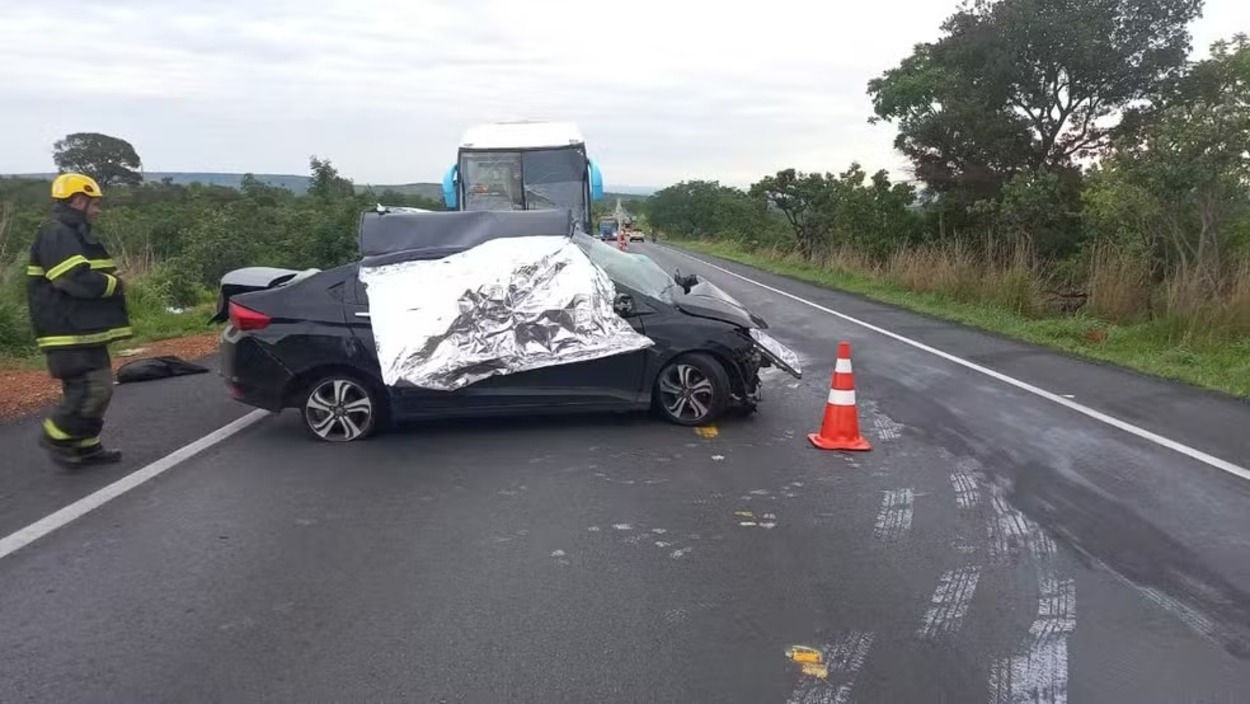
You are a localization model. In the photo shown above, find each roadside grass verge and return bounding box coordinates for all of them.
[675,239,1250,399]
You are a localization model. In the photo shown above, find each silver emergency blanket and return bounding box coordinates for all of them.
[359,235,654,390]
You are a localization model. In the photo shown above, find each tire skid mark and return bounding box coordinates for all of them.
[989,572,1075,704]
[950,471,981,510]
[980,479,1074,704]
[872,489,915,542]
[918,566,982,639]
[786,631,875,704]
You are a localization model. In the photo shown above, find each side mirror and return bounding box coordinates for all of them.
[441,165,458,209]
[589,160,604,201]
[614,292,635,317]
[673,269,699,293]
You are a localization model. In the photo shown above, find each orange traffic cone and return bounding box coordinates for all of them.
[808,341,872,451]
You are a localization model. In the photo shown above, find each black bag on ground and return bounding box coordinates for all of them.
[116,355,210,384]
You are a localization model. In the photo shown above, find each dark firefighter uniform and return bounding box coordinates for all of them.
[27,173,131,466]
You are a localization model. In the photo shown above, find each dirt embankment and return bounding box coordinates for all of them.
[0,333,221,421]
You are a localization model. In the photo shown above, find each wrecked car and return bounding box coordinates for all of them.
[212,208,801,442]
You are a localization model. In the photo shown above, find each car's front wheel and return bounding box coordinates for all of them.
[300,374,382,442]
[654,353,730,426]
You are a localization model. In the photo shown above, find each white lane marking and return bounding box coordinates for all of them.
[0,409,269,561]
[659,246,1250,482]
[918,566,982,639]
[872,488,915,542]
[786,631,876,704]
[989,576,1076,704]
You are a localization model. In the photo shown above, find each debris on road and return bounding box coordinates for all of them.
[786,645,828,679]
[0,332,220,421]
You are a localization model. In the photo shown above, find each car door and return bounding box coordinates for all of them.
[343,270,467,415]
[470,284,652,408]
[345,270,651,414]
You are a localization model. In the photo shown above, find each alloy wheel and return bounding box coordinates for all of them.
[304,378,373,442]
[658,363,716,423]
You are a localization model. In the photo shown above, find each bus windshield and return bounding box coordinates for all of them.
[460,148,587,223]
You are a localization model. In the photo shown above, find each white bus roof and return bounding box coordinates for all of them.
[459,121,586,150]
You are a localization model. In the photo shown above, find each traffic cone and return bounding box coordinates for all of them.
[808,341,872,451]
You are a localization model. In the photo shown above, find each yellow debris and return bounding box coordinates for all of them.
[786,645,823,664]
[801,662,829,679]
[694,425,719,439]
[734,511,755,519]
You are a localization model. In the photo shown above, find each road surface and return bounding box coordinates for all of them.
[2,242,1248,703]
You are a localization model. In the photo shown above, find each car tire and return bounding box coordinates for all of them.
[299,373,384,442]
[653,353,731,426]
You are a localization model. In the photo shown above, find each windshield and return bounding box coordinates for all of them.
[573,233,676,303]
[460,148,587,222]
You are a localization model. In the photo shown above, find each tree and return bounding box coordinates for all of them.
[307,156,355,201]
[1088,35,1250,284]
[749,169,833,258]
[868,0,1202,206]
[52,132,143,186]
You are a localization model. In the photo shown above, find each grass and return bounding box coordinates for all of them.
[678,239,1250,399]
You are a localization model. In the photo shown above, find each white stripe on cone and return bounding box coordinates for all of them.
[828,389,856,406]
[835,359,853,373]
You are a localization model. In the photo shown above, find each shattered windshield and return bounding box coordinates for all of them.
[574,233,676,304]
[460,148,587,218]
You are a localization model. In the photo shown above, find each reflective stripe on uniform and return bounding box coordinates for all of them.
[103,273,118,297]
[45,254,90,280]
[43,418,72,440]
[35,326,134,349]
[74,436,101,448]
[30,259,115,278]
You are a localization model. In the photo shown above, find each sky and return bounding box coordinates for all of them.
[1,0,1246,190]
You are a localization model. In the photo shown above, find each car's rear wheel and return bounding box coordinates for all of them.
[301,374,381,442]
[654,353,730,426]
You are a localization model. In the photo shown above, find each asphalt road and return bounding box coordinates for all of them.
[2,242,1249,703]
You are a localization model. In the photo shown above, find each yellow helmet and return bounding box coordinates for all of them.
[51,173,103,200]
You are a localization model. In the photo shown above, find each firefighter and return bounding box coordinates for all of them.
[27,173,132,467]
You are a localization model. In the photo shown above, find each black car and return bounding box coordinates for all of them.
[214,209,801,442]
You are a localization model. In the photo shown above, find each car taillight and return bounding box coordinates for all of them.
[229,301,271,331]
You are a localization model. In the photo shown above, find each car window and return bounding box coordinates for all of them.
[573,233,676,304]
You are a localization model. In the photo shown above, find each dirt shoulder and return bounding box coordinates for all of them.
[0,333,221,421]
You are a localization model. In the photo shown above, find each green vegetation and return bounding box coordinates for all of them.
[646,2,1249,398]
[1,154,443,363]
[680,239,1250,398]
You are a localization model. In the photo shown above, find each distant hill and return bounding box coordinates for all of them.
[7,172,655,200]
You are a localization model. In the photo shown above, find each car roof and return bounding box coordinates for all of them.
[357,208,575,264]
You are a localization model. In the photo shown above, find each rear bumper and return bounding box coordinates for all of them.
[219,329,290,412]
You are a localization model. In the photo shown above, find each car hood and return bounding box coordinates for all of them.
[674,280,767,329]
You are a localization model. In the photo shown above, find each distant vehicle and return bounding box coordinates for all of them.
[599,216,619,240]
[441,121,605,233]
[629,231,646,243]
[212,210,802,442]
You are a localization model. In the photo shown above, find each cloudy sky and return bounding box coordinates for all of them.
[1,0,1246,189]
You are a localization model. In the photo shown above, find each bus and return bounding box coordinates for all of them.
[441,121,605,233]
